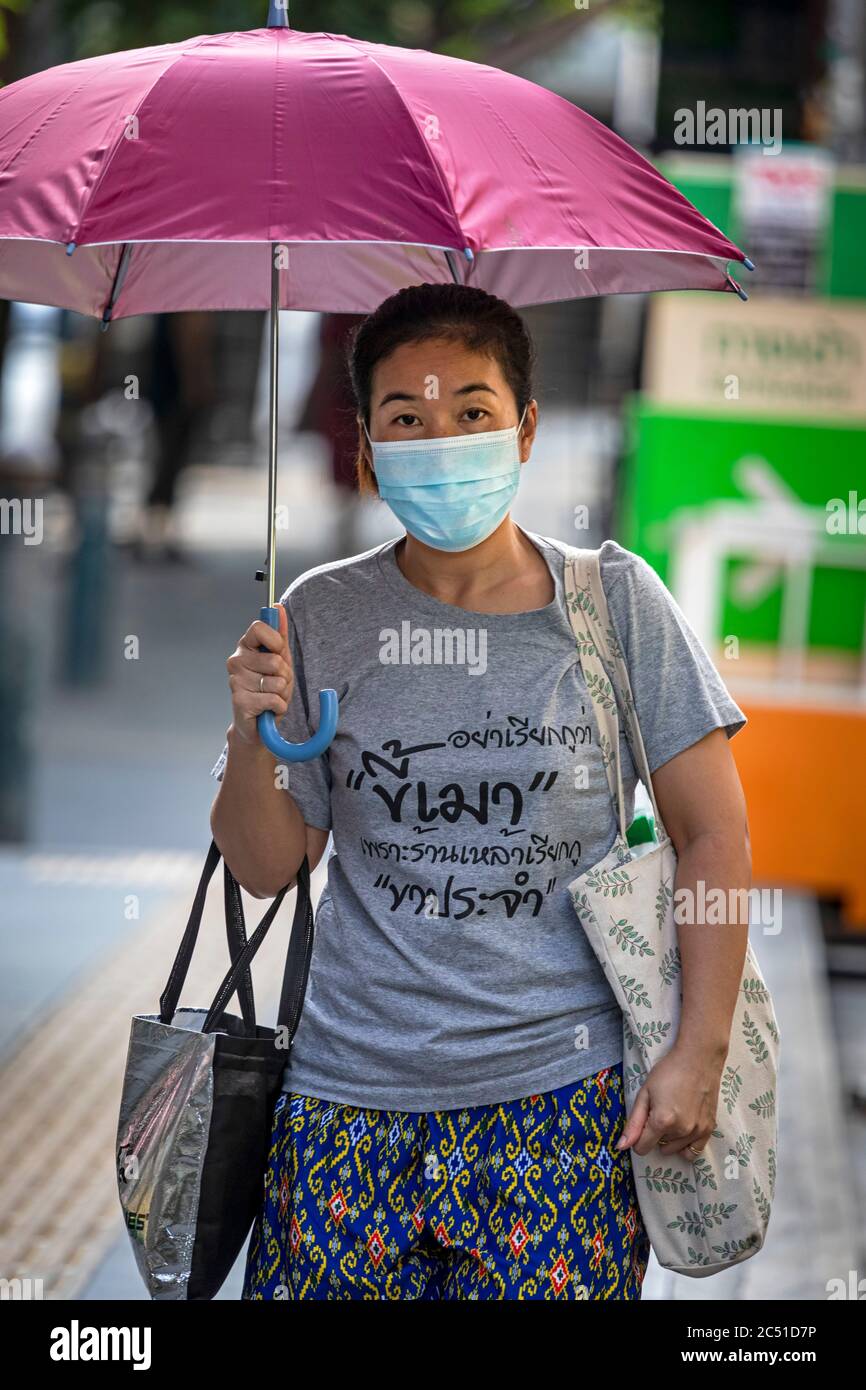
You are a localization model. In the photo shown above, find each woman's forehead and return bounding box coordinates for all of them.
[372,339,504,390]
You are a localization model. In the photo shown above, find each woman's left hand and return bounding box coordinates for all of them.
[615,1041,727,1160]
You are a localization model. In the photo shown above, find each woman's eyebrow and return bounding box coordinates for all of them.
[377,382,498,408]
[454,383,498,396]
[378,390,418,407]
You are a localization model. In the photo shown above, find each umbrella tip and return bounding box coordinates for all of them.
[267,1,290,25]
[463,247,474,262]
[66,242,76,256]
[726,272,749,302]
[743,256,756,272]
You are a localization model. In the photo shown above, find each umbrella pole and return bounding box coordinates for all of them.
[264,241,279,609]
[253,240,340,762]
[262,14,287,603]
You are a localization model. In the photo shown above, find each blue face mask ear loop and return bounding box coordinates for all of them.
[516,402,529,452]
[361,416,376,476]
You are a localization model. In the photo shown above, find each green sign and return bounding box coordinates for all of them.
[619,401,866,657]
[658,154,866,301]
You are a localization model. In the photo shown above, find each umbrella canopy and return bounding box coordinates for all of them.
[0,25,748,322]
[0,17,750,762]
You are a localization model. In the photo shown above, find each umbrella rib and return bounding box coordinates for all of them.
[100,241,133,326]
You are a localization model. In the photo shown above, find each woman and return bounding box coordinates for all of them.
[210,283,751,1301]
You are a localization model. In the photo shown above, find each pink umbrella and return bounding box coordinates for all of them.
[0,8,751,758]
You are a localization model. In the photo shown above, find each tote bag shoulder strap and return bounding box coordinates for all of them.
[558,541,668,845]
[160,841,314,1044]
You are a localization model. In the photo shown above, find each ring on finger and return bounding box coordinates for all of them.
[259,675,266,693]
[686,1142,702,1158]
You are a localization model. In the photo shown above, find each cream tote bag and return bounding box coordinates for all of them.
[561,544,780,1278]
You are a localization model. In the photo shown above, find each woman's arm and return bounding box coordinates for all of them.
[210,604,331,898]
[654,726,751,1062]
[210,730,330,898]
[617,727,751,1159]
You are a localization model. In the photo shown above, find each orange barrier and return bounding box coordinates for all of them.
[730,703,866,931]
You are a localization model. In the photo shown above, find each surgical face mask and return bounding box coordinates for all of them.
[363,405,528,552]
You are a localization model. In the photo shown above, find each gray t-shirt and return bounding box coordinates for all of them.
[211,527,746,1110]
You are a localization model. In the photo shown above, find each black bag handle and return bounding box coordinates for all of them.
[224,861,256,1030]
[159,840,313,1040]
[160,839,223,1024]
[202,854,313,1038]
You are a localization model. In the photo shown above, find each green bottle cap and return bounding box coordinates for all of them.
[626,813,656,848]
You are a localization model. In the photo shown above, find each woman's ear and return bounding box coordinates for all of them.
[519,399,538,463]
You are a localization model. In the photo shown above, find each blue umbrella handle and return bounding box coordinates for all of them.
[256,605,338,762]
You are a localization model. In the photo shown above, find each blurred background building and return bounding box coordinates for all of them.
[0,0,864,1301]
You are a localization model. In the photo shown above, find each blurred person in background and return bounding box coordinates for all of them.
[134,310,217,563]
[295,311,365,556]
[55,307,110,494]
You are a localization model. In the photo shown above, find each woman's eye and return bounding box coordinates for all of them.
[393,413,420,427]
[464,408,487,422]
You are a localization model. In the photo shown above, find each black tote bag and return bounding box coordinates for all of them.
[115,839,314,1300]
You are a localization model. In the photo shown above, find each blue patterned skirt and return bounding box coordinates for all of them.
[242,1060,650,1300]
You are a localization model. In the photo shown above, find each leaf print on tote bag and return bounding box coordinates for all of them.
[561,545,780,1279]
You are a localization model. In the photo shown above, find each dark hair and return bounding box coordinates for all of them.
[346,283,536,498]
